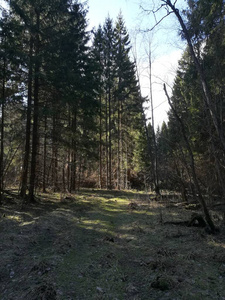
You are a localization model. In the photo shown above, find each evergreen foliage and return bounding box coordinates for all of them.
[1,0,225,203]
[157,0,225,199]
[0,2,144,197]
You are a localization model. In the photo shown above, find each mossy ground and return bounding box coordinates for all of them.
[0,189,225,299]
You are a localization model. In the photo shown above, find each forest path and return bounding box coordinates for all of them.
[1,189,225,299]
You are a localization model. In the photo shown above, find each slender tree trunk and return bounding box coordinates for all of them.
[164,83,216,232]
[78,159,82,191]
[46,157,52,189]
[117,95,121,190]
[42,113,47,193]
[28,11,40,202]
[52,114,58,191]
[0,54,6,203]
[125,142,128,189]
[99,95,103,188]
[20,32,34,198]
[120,98,123,188]
[70,109,77,192]
[105,94,109,188]
[108,90,112,189]
[133,53,155,192]
[67,149,71,192]
[62,159,66,193]
[142,111,155,190]
[70,151,77,192]
[148,47,159,194]
[67,108,71,192]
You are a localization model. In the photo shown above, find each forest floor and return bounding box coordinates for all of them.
[0,189,225,300]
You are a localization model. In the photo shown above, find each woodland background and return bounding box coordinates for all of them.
[0,0,225,213]
[1,1,225,298]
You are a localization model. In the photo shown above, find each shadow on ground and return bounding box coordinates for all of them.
[0,189,225,299]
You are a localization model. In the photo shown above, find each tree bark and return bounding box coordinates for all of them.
[148,46,159,195]
[28,10,40,202]
[20,36,33,198]
[117,94,122,190]
[99,94,103,188]
[52,114,58,192]
[0,51,6,203]
[164,83,216,232]
[42,113,47,193]
[108,89,112,189]
[105,92,109,188]
[70,109,77,192]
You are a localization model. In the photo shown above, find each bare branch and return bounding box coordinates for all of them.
[163,82,216,232]
[141,11,174,32]
[152,4,165,14]
[139,5,151,15]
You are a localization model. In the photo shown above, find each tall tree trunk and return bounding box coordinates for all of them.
[70,109,77,192]
[125,142,128,189]
[142,111,155,190]
[148,47,159,195]
[67,108,71,192]
[52,114,58,191]
[108,90,112,189]
[70,151,77,192]
[133,53,155,192]
[105,94,109,188]
[117,95,121,190]
[28,11,40,202]
[78,159,82,191]
[67,149,71,192]
[99,95,103,188]
[164,83,216,232]
[0,53,6,203]
[20,29,34,198]
[42,113,47,193]
[62,158,66,193]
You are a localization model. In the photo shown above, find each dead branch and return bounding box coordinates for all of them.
[163,83,216,232]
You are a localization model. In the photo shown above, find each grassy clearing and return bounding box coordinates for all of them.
[0,189,225,299]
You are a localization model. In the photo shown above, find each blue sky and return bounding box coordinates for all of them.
[87,0,187,55]
[87,0,137,29]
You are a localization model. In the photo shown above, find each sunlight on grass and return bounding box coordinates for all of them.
[208,240,225,249]
[103,207,125,213]
[78,218,114,234]
[6,215,22,222]
[20,221,35,226]
[131,210,156,216]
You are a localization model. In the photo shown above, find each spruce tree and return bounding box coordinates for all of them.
[114,13,140,189]
[103,17,116,189]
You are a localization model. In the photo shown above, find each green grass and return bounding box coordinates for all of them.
[0,189,225,299]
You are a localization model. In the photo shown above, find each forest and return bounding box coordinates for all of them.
[0,0,225,299]
[0,0,146,199]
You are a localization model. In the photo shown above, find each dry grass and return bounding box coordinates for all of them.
[0,189,225,299]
